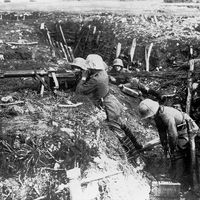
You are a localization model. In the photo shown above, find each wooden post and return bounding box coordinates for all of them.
[186,59,194,115]
[145,43,153,72]
[67,168,82,200]
[116,42,121,59]
[40,77,45,97]
[130,38,136,63]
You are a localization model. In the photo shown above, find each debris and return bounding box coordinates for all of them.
[1,95,14,103]
[54,162,60,170]
[58,102,83,108]
[26,102,36,113]
[52,121,59,127]
[0,54,4,60]
[150,181,181,199]
[7,105,24,115]
[0,100,24,106]
[6,41,38,45]
[60,127,74,137]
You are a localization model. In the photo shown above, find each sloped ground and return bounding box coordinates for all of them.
[0,4,200,200]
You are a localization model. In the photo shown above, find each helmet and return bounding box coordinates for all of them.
[113,58,124,68]
[138,99,159,119]
[86,54,105,70]
[70,57,87,70]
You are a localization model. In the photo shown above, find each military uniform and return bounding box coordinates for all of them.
[76,67,142,151]
[122,78,163,101]
[154,105,199,183]
[76,70,124,134]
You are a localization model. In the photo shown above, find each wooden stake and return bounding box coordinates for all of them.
[116,42,121,58]
[186,59,194,115]
[40,77,45,97]
[130,38,136,63]
[145,43,153,72]
[154,15,159,27]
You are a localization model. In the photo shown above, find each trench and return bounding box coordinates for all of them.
[0,11,200,200]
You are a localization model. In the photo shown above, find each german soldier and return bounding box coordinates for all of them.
[76,54,142,151]
[138,98,199,187]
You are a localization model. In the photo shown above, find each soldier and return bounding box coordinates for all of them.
[76,54,142,151]
[62,57,87,91]
[119,78,163,102]
[108,59,164,102]
[138,98,199,187]
[109,58,129,85]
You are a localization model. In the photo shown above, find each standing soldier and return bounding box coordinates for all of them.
[76,54,142,151]
[138,98,199,187]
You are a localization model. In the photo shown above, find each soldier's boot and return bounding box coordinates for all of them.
[120,124,143,150]
[107,120,134,153]
[118,135,138,154]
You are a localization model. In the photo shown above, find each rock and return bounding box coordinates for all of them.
[0,54,4,60]
[7,105,24,116]
[54,162,60,170]
[60,127,74,137]
[9,92,21,100]
[1,95,13,103]
[26,102,35,114]
[52,121,59,127]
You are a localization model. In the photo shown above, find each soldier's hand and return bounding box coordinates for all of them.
[110,76,116,83]
[81,70,88,81]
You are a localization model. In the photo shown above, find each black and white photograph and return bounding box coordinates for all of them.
[0,0,200,199]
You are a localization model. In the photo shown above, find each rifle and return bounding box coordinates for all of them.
[0,68,81,96]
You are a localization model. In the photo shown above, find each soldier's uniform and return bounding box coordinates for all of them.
[108,58,129,85]
[139,99,199,186]
[122,78,163,101]
[76,54,142,151]
[154,106,199,182]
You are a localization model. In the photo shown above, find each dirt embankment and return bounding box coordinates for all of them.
[0,8,199,200]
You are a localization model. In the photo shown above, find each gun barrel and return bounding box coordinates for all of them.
[0,70,48,78]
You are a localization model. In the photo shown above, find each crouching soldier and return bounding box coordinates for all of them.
[76,54,142,152]
[138,98,199,188]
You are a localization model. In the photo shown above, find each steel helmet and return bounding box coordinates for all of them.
[113,58,124,68]
[86,54,105,70]
[70,57,87,70]
[138,99,159,119]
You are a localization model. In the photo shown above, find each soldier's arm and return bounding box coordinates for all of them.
[166,118,178,153]
[109,75,117,84]
[155,119,169,155]
[76,77,97,95]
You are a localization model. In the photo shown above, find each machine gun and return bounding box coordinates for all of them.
[0,67,81,96]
